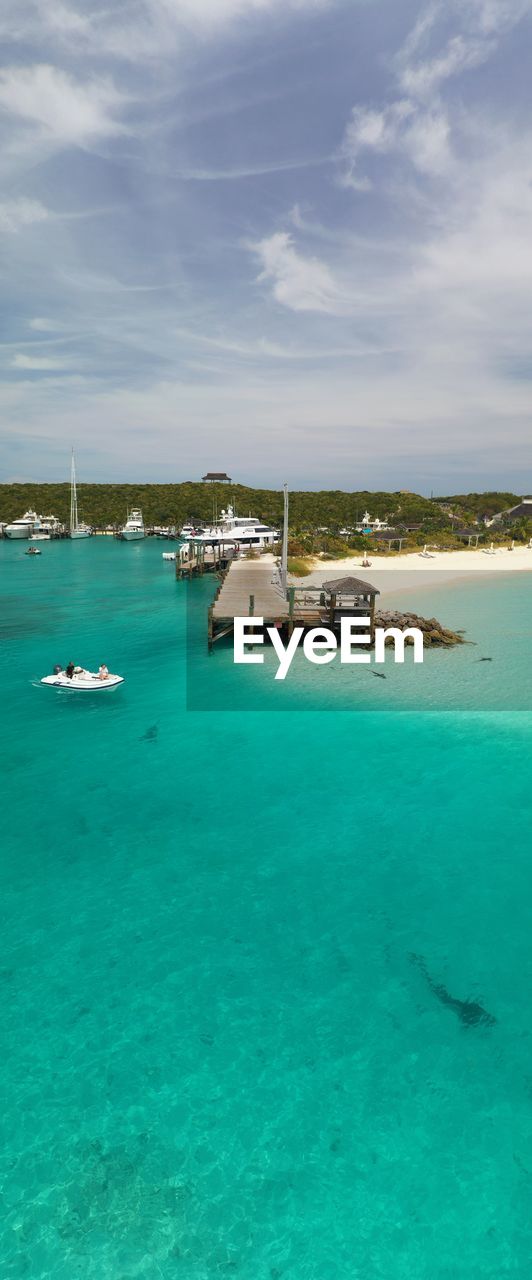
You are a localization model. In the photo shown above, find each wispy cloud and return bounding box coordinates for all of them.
[457,0,532,37]
[10,352,71,370]
[0,198,50,232]
[241,0,532,483]
[174,325,386,361]
[0,0,331,61]
[340,0,532,190]
[395,0,532,86]
[175,155,329,181]
[399,34,490,98]
[250,231,344,314]
[29,317,63,331]
[0,64,128,146]
[0,0,531,487]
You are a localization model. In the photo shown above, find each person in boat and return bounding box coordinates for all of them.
[98,663,109,680]
[65,661,75,679]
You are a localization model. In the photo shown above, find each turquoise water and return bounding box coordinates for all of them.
[188,570,532,712]
[1,538,532,1279]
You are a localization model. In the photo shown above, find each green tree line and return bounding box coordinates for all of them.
[0,482,522,533]
[434,492,519,521]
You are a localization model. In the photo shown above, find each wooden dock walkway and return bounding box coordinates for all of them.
[209,559,289,647]
[176,542,233,579]
[206,557,380,653]
[207,556,339,649]
[213,559,288,619]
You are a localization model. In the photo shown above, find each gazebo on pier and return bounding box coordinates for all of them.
[321,576,380,637]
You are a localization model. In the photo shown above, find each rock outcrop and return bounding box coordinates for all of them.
[374,609,465,646]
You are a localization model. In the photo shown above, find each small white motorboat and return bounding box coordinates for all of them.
[41,666,124,690]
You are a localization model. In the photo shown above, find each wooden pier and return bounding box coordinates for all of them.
[207,561,380,650]
[176,541,235,580]
[209,559,291,648]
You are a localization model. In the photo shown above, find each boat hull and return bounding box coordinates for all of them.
[121,530,145,540]
[70,530,91,539]
[41,670,124,690]
[5,525,32,539]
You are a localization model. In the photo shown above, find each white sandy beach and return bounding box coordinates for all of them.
[287,545,532,598]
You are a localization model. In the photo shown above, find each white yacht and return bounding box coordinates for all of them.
[5,510,41,539]
[154,525,177,539]
[354,510,390,533]
[120,509,145,541]
[38,515,64,537]
[69,450,91,539]
[180,505,278,550]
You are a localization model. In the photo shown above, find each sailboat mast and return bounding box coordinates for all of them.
[70,450,78,531]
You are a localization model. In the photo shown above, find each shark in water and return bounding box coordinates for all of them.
[409,953,496,1027]
[140,724,158,742]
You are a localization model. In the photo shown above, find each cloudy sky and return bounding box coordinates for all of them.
[1,0,531,490]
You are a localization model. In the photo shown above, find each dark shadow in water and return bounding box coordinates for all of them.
[409,953,496,1027]
[140,724,158,742]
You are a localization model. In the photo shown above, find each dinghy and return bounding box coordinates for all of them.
[41,666,124,690]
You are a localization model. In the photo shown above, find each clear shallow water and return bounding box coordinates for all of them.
[188,569,532,712]
[1,539,532,1279]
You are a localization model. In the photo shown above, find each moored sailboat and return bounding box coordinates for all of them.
[69,450,91,539]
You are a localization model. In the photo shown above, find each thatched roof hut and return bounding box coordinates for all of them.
[322,576,379,597]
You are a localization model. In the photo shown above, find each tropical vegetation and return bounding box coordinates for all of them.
[0,482,528,551]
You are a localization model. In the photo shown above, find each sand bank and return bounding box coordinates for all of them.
[288,545,532,598]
